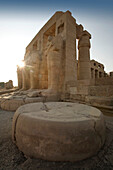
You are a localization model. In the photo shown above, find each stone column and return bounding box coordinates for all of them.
[22,67,30,90]
[17,66,22,89]
[30,68,35,89]
[91,68,94,79]
[29,50,44,89]
[95,69,99,79]
[110,72,113,77]
[47,35,64,93]
[22,68,26,90]
[30,64,39,89]
[78,31,91,80]
[43,35,64,94]
[97,70,99,78]
[93,69,95,79]
[101,72,104,78]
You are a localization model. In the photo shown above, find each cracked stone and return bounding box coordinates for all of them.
[12,102,106,162]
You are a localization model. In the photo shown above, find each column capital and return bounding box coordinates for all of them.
[81,30,91,39]
[78,30,91,49]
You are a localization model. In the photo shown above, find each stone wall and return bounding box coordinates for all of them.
[89,85,113,97]
[95,77,113,85]
[90,60,105,79]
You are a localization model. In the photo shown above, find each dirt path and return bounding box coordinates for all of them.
[0,108,113,170]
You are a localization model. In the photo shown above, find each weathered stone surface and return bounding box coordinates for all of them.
[27,91,42,98]
[85,96,113,109]
[1,98,25,111]
[90,60,105,79]
[25,97,43,104]
[0,89,61,111]
[14,10,113,111]
[12,102,105,162]
[89,85,113,97]
[17,11,91,97]
[78,31,91,80]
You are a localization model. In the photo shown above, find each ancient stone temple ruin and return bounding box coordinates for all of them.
[16,10,113,111]
[17,10,91,96]
[0,10,112,111]
[0,10,108,162]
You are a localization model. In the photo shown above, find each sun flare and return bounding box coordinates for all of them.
[18,60,25,68]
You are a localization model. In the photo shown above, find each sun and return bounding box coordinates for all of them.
[18,60,25,68]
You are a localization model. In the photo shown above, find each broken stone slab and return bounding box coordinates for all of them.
[12,102,105,162]
[27,91,42,98]
[19,91,28,95]
[1,98,25,111]
[0,97,44,111]
[0,90,60,111]
[0,88,18,95]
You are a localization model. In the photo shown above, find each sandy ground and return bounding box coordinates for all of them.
[0,108,113,170]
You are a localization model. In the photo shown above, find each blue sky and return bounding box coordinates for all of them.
[0,0,113,13]
[0,0,113,85]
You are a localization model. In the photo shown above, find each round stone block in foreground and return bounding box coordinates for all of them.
[12,102,105,162]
